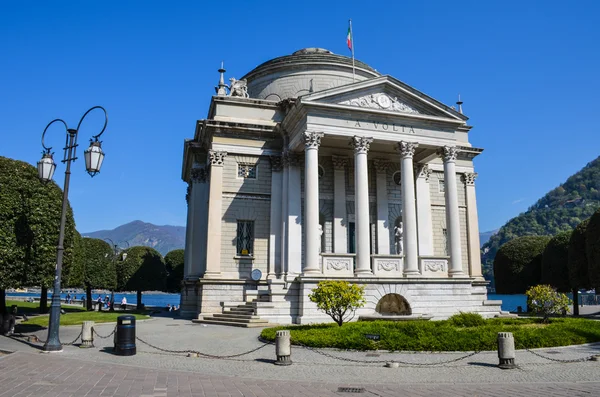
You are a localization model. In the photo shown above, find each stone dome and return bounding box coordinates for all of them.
[241,48,380,101]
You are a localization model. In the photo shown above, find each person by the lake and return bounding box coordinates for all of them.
[166,304,171,312]
[120,296,127,310]
[96,295,103,311]
[66,293,71,304]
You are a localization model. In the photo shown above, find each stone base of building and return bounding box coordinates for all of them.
[181,275,502,325]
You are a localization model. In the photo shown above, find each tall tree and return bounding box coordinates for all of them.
[0,156,76,313]
[541,230,573,292]
[568,219,591,315]
[585,208,600,290]
[164,249,184,292]
[493,236,551,294]
[117,246,166,310]
[76,238,117,310]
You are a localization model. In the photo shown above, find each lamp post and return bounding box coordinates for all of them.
[38,106,108,352]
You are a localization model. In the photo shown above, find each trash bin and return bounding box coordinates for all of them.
[114,315,136,356]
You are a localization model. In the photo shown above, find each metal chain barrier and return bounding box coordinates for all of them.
[525,348,595,363]
[295,342,481,366]
[62,330,82,346]
[92,325,117,339]
[135,335,271,359]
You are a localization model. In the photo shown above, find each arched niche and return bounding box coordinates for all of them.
[375,293,412,315]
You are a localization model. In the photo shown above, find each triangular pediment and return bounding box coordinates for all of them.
[300,76,467,122]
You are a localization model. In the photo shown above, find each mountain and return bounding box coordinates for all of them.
[83,220,185,256]
[480,229,499,247]
[481,156,600,284]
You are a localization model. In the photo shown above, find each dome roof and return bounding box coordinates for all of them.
[242,48,380,101]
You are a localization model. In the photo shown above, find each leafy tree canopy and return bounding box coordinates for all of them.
[568,219,591,290]
[0,156,76,290]
[309,280,366,326]
[493,235,551,294]
[585,208,600,288]
[541,230,572,292]
[164,249,184,292]
[117,246,166,292]
[79,238,117,290]
[482,156,600,286]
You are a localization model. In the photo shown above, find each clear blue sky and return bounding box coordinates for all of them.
[1,1,599,233]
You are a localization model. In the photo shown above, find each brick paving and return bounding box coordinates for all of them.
[1,315,599,396]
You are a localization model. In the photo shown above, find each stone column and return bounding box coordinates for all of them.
[415,164,434,256]
[268,156,283,278]
[440,146,464,276]
[183,183,194,278]
[204,150,227,278]
[280,155,289,274]
[303,131,324,274]
[398,141,419,276]
[286,154,303,275]
[332,156,348,253]
[188,166,209,277]
[464,172,483,279]
[352,136,373,275]
[374,159,390,255]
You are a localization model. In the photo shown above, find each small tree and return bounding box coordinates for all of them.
[117,246,166,310]
[541,230,572,292]
[309,280,366,326]
[164,249,184,292]
[525,284,571,323]
[78,238,117,310]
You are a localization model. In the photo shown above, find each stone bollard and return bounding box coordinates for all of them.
[274,330,292,366]
[497,332,516,369]
[81,321,94,348]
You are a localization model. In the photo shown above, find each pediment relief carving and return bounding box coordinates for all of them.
[339,93,420,115]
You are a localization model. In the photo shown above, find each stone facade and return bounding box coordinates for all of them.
[180,48,499,322]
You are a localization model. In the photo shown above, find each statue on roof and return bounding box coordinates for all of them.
[228,77,249,98]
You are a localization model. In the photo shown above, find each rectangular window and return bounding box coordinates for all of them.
[438,180,445,193]
[236,220,254,256]
[237,163,257,179]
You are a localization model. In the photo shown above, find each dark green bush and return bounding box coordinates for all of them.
[260,317,600,351]
[448,312,486,327]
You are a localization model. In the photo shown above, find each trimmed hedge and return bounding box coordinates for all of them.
[568,219,591,289]
[585,208,600,288]
[541,230,572,292]
[494,236,552,294]
[261,317,600,351]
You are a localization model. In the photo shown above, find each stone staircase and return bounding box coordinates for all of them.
[193,293,271,328]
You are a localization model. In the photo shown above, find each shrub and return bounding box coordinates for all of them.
[308,280,366,326]
[525,285,571,322]
[448,312,486,327]
[493,235,552,294]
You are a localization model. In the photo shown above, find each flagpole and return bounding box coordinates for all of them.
[349,19,355,82]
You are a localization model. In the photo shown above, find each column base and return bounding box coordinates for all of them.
[448,270,468,278]
[202,272,222,279]
[302,269,322,276]
[403,271,421,278]
[354,270,373,276]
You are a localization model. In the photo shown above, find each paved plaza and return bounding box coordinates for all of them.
[1,314,599,396]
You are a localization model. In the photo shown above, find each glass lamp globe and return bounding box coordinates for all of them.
[37,153,56,182]
[84,141,105,177]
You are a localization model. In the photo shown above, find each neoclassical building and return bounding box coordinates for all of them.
[180,48,502,325]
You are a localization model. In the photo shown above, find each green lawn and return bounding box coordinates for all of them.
[7,300,151,327]
[22,311,150,327]
[260,317,600,351]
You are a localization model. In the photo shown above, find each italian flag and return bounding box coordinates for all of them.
[347,25,352,51]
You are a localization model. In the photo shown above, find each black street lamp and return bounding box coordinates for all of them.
[38,106,108,352]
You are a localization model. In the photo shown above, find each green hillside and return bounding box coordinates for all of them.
[482,156,600,285]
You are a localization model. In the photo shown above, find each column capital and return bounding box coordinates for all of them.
[332,155,349,170]
[373,159,389,173]
[463,172,477,186]
[190,166,208,183]
[414,164,432,181]
[269,156,283,172]
[209,150,227,166]
[284,153,302,167]
[438,146,460,163]
[304,131,324,149]
[397,141,419,158]
[351,136,373,154]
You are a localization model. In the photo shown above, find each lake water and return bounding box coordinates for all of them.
[488,294,527,312]
[6,292,181,308]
